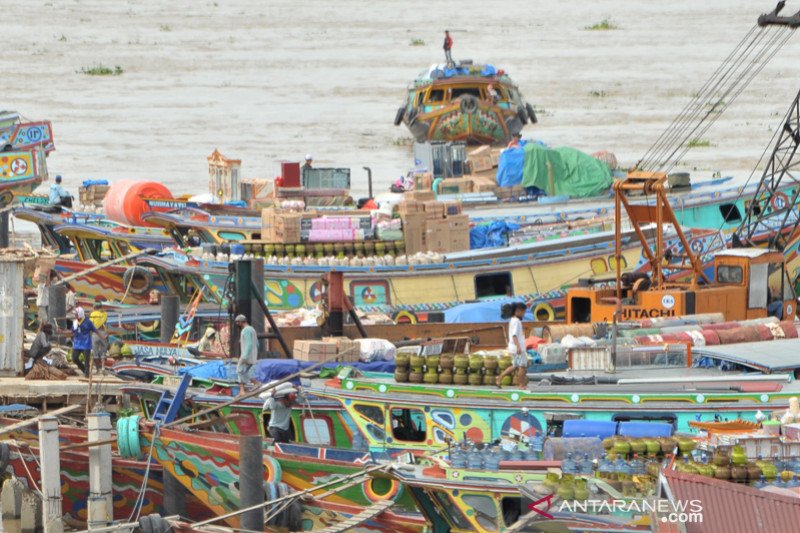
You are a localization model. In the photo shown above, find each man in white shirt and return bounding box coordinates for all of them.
[496,302,529,389]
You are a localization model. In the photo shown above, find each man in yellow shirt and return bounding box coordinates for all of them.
[90,300,108,373]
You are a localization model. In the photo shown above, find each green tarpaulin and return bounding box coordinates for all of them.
[521,144,613,198]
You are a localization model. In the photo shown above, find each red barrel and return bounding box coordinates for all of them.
[755,324,774,341]
[700,329,720,345]
[104,180,173,227]
[779,321,798,338]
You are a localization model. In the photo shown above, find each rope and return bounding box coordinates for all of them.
[637,23,795,173]
[126,424,160,524]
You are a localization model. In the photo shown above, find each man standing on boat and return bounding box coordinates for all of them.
[443,30,454,66]
[302,154,313,171]
[262,386,300,443]
[235,314,258,388]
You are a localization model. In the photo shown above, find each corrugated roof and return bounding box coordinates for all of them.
[663,468,800,533]
[692,338,800,373]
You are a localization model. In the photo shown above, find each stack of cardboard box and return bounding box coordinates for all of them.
[261,209,306,243]
[438,177,473,195]
[293,340,338,361]
[413,172,433,190]
[78,184,110,209]
[321,336,359,362]
[468,146,494,173]
[406,189,435,201]
[399,200,471,254]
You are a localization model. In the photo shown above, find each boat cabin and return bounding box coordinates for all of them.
[566,248,796,323]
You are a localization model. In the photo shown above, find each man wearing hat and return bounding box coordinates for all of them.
[90,299,109,373]
[235,314,258,387]
[263,385,300,443]
[302,154,313,172]
[507,132,523,149]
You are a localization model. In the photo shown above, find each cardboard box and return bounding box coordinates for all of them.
[293,340,338,361]
[449,225,471,252]
[407,189,435,202]
[447,214,469,229]
[490,148,503,167]
[322,336,359,362]
[397,200,421,215]
[413,172,433,191]
[442,201,463,217]
[439,178,473,195]
[425,220,451,253]
[402,212,427,255]
[423,201,446,219]
[468,146,494,173]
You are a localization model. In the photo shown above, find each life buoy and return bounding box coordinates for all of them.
[122,266,153,296]
[364,477,404,503]
[393,310,418,324]
[772,192,789,211]
[116,415,142,459]
[137,320,160,334]
[526,102,538,124]
[460,95,479,114]
[394,107,406,126]
[532,302,555,322]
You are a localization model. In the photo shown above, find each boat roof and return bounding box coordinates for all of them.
[713,248,777,258]
[692,338,800,373]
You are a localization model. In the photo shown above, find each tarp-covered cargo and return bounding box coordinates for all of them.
[521,144,613,198]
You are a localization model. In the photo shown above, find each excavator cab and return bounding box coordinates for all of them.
[714,249,796,321]
[566,248,797,324]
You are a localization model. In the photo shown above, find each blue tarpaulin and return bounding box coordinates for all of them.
[496,145,526,187]
[252,359,396,384]
[82,179,109,187]
[470,220,520,249]
[444,298,533,323]
[178,360,235,380]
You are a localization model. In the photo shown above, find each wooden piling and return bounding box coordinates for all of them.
[159,294,180,343]
[238,434,264,531]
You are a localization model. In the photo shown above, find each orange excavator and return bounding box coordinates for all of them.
[566,2,800,324]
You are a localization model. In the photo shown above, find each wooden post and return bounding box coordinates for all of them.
[87,413,113,527]
[48,284,66,331]
[38,416,63,533]
[0,211,8,248]
[250,258,265,357]
[160,293,180,343]
[239,435,264,531]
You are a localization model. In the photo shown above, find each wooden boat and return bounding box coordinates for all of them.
[0,418,212,523]
[117,421,426,532]
[395,62,536,145]
[0,112,54,205]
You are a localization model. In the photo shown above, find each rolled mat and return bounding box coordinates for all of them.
[703,322,739,331]
[755,324,774,341]
[700,329,721,345]
[716,326,762,345]
[779,321,798,338]
[542,324,595,343]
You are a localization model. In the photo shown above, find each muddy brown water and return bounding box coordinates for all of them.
[4,1,800,199]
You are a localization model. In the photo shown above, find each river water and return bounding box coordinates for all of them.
[4,0,800,198]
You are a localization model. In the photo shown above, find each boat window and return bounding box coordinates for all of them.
[451,87,481,99]
[717,265,743,284]
[115,240,132,257]
[718,203,742,223]
[569,296,592,324]
[431,491,472,529]
[416,91,425,106]
[353,404,384,425]
[462,494,499,531]
[608,255,627,270]
[749,262,768,309]
[591,257,608,275]
[475,272,512,299]
[428,89,446,103]
[501,497,522,527]
[390,408,426,442]
[301,416,333,445]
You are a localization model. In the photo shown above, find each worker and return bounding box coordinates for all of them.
[486,84,499,103]
[90,300,108,373]
[507,132,522,149]
[262,386,301,443]
[302,154,313,171]
[25,323,54,375]
[188,326,217,354]
[496,302,528,389]
[61,307,102,377]
[443,30,454,66]
[64,283,77,321]
[48,175,72,208]
[235,314,258,388]
[34,271,56,325]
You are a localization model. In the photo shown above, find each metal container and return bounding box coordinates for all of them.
[0,255,25,375]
